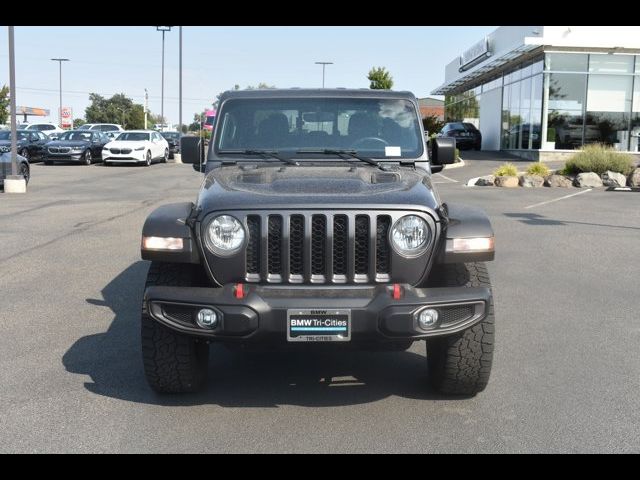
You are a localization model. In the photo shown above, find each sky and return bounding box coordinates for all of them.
[0,26,497,126]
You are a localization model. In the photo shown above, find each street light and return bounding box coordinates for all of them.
[118,107,127,129]
[51,58,70,128]
[156,26,172,131]
[315,61,333,88]
[8,26,18,178]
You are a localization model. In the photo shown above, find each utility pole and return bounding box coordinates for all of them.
[179,26,182,133]
[51,58,70,128]
[156,26,172,131]
[315,61,333,88]
[8,26,17,177]
[144,89,149,129]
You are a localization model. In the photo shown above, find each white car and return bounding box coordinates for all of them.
[78,123,125,140]
[102,130,169,166]
[21,122,66,139]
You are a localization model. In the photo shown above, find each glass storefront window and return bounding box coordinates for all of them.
[584,74,633,150]
[532,60,543,75]
[631,76,640,152]
[589,54,634,74]
[531,74,543,149]
[545,53,588,72]
[546,73,587,149]
[636,56,640,74]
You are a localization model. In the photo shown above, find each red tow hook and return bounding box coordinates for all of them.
[234,283,245,299]
[392,283,403,300]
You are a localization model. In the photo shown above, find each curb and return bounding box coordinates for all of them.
[444,158,465,170]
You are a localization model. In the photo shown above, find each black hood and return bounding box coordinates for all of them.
[46,140,90,148]
[0,139,27,149]
[196,165,441,213]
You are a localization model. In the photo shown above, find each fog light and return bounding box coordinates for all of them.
[196,309,218,329]
[417,308,438,330]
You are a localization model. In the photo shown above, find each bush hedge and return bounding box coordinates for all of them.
[526,162,550,177]
[493,162,518,177]
[561,144,635,176]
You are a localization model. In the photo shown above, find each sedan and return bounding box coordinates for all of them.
[0,152,30,186]
[44,130,110,165]
[439,122,482,150]
[102,130,169,166]
[160,131,182,158]
[0,130,49,162]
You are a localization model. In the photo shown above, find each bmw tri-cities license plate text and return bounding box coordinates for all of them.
[287,309,351,342]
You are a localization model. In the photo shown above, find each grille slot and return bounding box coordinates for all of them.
[289,215,304,276]
[355,215,369,275]
[376,216,391,274]
[311,215,326,276]
[267,216,282,275]
[332,215,348,276]
[162,305,194,325]
[246,216,260,274]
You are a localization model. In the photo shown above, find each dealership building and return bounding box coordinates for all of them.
[432,26,640,160]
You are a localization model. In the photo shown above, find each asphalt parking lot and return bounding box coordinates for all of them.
[1,160,639,453]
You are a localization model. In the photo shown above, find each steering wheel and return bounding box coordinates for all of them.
[351,137,389,149]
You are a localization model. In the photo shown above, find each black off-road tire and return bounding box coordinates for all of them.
[425,262,494,396]
[141,262,209,393]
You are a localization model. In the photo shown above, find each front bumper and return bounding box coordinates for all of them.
[144,284,491,343]
[46,152,84,161]
[102,151,146,162]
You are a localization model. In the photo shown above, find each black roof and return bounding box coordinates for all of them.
[218,88,417,101]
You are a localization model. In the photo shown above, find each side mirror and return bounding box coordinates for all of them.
[180,136,205,172]
[430,164,444,173]
[431,137,456,165]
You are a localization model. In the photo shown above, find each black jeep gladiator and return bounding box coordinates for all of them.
[140,89,495,395]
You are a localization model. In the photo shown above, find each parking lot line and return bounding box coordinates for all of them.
[434,172,459,183]
[524,189,592,209]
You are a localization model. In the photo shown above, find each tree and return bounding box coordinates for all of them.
[0,85,10,125]
[367,67,393,90]
[422,115,444,136]
[73,118,86,127]
[85,93,149,129]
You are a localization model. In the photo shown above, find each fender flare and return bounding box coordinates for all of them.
[438,202,495,264]
[141,202,200,264]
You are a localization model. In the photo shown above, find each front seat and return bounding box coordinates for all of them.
[348,112,379,140]
[256,113,290,148]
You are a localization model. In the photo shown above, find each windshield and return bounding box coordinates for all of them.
[214,97,423,159]
[0,131,29,140]
[58,131,93,141]
[77,125,92,130]
[116,132,149,141]
[161,132,180,140]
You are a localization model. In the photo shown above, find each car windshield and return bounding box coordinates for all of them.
[77,125,92,130]
[117,132,149,141]
[0,131,30,140]
[161,132,180,140]
[58,131,93,141]
[215,97,423,159]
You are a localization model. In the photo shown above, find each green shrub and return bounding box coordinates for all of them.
[547,128,556,142]
[563,144,635,176]
[526,162,550,177]
[493,162,518,177]
[455,148,460,160]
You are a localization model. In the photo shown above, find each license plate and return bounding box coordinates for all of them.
[287,309,351,342]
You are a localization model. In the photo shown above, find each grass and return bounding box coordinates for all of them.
[526,162,550,177]
[493,162,518,177]
[560,144,635,176]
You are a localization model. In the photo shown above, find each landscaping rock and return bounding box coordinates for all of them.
[629,168,640,187]
[494,175,519,188]
[544,174,573,188]
[475,175,495,186]
[519,174,544,187]
[574,172,603,188]
[601,170,627,187]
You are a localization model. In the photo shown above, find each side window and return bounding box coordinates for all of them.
[44,125,54,131]
[30,132,39,141]
[38,132,48,140]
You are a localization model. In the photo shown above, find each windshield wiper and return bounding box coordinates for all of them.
[218,149,299,166]
[296,149,385,170]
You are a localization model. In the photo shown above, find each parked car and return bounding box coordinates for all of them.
[439,122,482,150]
[102,130,169,166]
[77,123,125,140]
[20,122,66,140]
[44,130,110,165]
[0,129,49,162]
[0,151,30,186]
[160,131,182,158]
[139,88,495,396]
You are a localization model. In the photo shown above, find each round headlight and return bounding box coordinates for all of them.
[391,215,430,256]
[205,215,245,255]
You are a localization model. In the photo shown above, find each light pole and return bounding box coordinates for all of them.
[144,88,149,129]
[179,26,182,133]
[51,58,70,128]
[118,107,127,129]
[315,61,333,88]
[8,26,18,177]
[156,26,172,131]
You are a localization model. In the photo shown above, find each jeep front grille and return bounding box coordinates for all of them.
[244,212,392,284]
